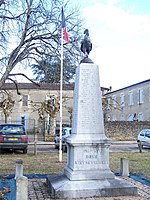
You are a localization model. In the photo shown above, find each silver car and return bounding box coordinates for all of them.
[137,129,150,149]
[54,127,71,152]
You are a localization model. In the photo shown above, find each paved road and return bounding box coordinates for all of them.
[110,141,139,152]
[27,141,150,153]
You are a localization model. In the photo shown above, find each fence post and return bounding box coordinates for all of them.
[15,159,23,179]
[120,158,129,177]
[15,159,28,200]
[139,141,142,153]
[34,133,37,155]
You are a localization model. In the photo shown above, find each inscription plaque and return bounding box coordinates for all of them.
[74,146,108,169]
[72,64,104,134]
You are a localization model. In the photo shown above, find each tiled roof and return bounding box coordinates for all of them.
[1,82,75,90]
[1,82,110,92]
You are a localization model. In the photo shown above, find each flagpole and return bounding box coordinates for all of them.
[59,20,63,162]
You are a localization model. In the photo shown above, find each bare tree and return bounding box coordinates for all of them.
[31,93,70,136]
[0,90,15,122]
[0,0,83,87]
[102,95,123,121]
[43,95,60,135]
[64,105,72,127]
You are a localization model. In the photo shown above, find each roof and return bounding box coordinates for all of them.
[1,82,75,90]
[1,82,110,92]
[105,79,150,95]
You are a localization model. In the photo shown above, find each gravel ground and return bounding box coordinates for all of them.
[28,176,150,200]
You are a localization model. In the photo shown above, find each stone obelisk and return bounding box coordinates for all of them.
[46,59,137,198]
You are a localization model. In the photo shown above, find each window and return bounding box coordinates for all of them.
[107,115,111,121]
[140,131,144,136]
[128,114,134,121]
[21,116,25,126]
[120,114,125,121]
[138,88,143,104]
[120,93,125,107]
[45,95,50,102]
[138,113,143,121]
[112,115,117,121]
[22,95,28,106]
[107,98,111,110]
[129,91,133,106]
[145,131,150,138]
[45,95,55,105]
[112,95,116,108]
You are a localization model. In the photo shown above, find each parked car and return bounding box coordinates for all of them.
[137,129,150,149]
[54,127,71,152]
[0,124,28,154]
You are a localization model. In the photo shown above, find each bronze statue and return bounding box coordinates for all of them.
[81,29,92,57]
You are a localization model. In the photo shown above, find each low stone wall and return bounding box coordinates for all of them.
[104,121,150,139]
[44,135,55,142]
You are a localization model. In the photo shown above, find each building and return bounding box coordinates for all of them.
[0,83,74,133]
[104,79,150,122]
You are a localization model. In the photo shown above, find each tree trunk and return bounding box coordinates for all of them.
[4,114,7,123]
[49,117,56,136]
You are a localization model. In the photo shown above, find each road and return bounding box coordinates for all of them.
[27,141,150,153]
[110,141,139,152]
[1,141,149,154]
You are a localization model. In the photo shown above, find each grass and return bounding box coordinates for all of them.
[109,134,137,141]
[109,152,150,181]
[0,151,150,181]
[0,152,67,175]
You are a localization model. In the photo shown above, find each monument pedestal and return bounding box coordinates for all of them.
[47,174,137,199]
[47,62,137,198]
[64,138,114,181]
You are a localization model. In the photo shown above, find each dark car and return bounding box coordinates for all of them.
[0,124,28,154]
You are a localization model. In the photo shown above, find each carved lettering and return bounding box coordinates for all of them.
[73,147,109,166]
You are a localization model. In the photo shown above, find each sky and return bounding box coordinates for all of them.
[73,0,150,91]
[13,0,150,91]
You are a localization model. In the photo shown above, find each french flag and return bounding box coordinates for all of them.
[61,7,69,43]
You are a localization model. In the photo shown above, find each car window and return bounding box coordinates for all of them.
[140,133,144,136]
[62,129,66,136]
[55,129,60,136]
[140,131,145,136]
[0,125,24,135]
[145,131,150,138]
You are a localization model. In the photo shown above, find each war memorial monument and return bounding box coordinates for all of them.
[47,29,137,198]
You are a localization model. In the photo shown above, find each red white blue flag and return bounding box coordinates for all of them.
[61,7,69,43]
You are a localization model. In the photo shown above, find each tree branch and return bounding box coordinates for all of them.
[8,73,40,87]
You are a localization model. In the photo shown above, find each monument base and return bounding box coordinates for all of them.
[46,174,137,199]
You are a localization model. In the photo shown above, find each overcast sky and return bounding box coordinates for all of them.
[74,0,150,90]
[14,0,150,91]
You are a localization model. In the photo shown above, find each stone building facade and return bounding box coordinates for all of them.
[0,80,149,136]
[0,83,74,133]
[104,79,150,122]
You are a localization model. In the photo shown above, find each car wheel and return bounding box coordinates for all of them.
[23,148,27,154]
[55,145,59,149]
[62,145,67,152]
